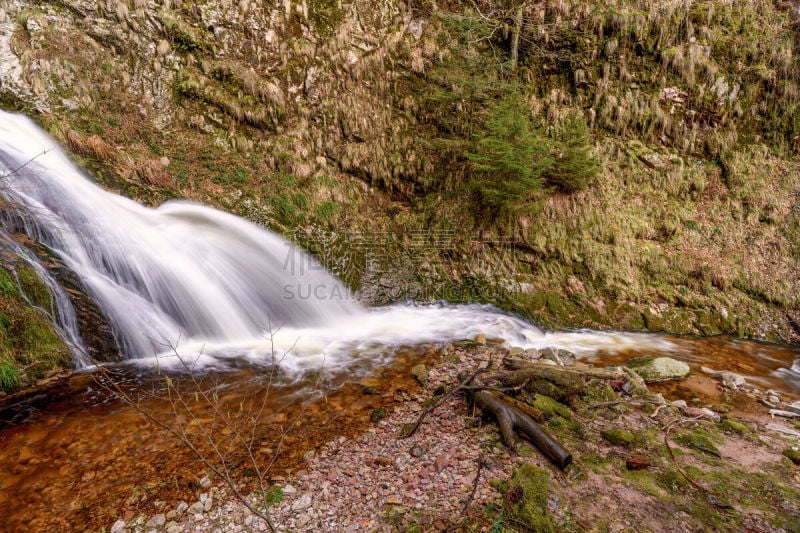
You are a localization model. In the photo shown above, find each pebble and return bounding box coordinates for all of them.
[283,484,297,495]
[110,520,126,533]
[291,493,313,511]
[187,501,204,515]
[145,514,166,529]
[200,476,212,488]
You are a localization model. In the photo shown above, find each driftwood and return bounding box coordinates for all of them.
[473,390,572,469]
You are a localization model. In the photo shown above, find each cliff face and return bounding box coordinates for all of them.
[0,0,798,343]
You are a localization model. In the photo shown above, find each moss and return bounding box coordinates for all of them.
[0,350,22,392]
[532,394,572,420]
[601,429,637,447]
[721,419,751,436]
[507,464,555,533]
[16,265,53,311]
[782,448,800,465]
[673,429,721,457]
[370,407,387,422]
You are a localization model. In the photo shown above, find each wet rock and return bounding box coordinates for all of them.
[541,348,576,366]
[700,366,746,389]
[475,334,487,345]
[626,357,690,383]
[110,520,126,533]
[370,407,387,422]
[145,514,166,529]
[411,364,428,387]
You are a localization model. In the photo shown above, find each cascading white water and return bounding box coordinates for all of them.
[6,110,792,384]
[0,112,363,359]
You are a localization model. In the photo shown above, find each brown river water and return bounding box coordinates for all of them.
[0,336,797,532]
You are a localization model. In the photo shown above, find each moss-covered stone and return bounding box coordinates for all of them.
[721,419,751,436]
[625,357,690,383]
[673,429,721,457]
[601,429,637,447]
[782,448,800,465]
[507,464,555,533]
[532,394,572,420]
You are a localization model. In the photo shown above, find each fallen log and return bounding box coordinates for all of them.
[473,389,573,470]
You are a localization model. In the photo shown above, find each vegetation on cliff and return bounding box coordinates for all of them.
[0,0,797,341]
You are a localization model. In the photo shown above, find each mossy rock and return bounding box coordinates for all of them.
[601,429,637,447]
[507,464,555,533]
[532,394,572,420]
[625,357,690,383]
[721,418,751,436]
[782,448,800,465]
[673,429,721,457]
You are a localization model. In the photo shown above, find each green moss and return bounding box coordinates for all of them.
[601,429,636,447]
[507,464,555,533]
[673,429,721,457]
[16,265,53,310]
[532,394,572,420]
[0,351,21,392]
[262,485,283,506]
[782,448,800,465]
[370,407,386,422]
[721,419,751,436]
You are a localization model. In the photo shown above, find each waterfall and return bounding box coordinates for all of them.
[0,110,692,375]
[0,111,360,359]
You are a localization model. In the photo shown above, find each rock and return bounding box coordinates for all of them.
[626,357,690,383]
[409,444,425,457]
[766,423,800,438]
[370,407,387,422]
[682,406,720,421]
[374,456,393,467]
[199,476,212,488]
[165,511,176,521]
[626,455,651,470]
[175,502,188,515]
[291,493,313,511]
[411,364,428,387]
[145,514,166,529]
[508,347,524,357]
[475,334,487,345]
[187,501,204,515]
[541,347,576,366]
[524,348,542,360]
[539,359,558,366]
[700,366,746,389]
[303,450,315,462]
[166,524,182,533]
[110,520,126,533]
[782,448,800,465]
[786,401,800,415]
[769,409,800,419]
[296,513,312,528]
[283,484,297,495]
[203,496,213,512]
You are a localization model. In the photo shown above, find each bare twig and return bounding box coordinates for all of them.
[400,362,490,438]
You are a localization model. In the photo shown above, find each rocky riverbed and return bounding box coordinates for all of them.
[112,339,800,532]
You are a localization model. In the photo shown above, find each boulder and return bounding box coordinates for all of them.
[626,357,690,383]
